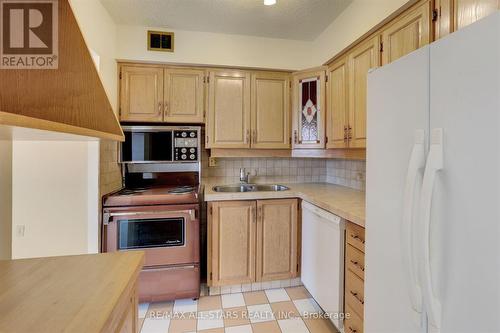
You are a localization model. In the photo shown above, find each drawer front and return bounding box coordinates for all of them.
[346,244,365,280]
[345,269,364,318]
[346,222,365,252]
[345,304,364,333]
[139,265,200,302]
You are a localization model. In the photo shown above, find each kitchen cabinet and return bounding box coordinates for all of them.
[381,1,431,65]
[344,221,366,332]
[206,70,252,148]
[455,0,499,30]
[208,199,299,286]
[209,200,256,286]
[120,65,164,122]
[326,57,349,149]
[251,72,291,149]
[164,68,206,123]
[292,68,327,149]
[256,199,298,281]
[348,35,380,148]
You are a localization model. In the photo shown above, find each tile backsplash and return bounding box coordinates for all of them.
[326,159,366,191]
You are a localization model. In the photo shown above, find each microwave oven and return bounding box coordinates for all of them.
[119,126,201,163]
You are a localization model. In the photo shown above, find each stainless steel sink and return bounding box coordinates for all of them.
[212,184,289,193]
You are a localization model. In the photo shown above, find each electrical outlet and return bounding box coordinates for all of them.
[209,157,218,167]
[16,225,25,237]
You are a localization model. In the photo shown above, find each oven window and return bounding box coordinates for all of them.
[121,131,172,162]
[117,218,185,249]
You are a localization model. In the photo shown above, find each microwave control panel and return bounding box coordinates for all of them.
[173,130,199,162]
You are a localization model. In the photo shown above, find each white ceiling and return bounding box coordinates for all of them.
[100,0,352,41]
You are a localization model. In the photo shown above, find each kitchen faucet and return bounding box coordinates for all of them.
[239,168,250,184]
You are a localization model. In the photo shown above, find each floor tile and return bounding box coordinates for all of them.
[173,298,198,313]
[168,312,197,333]
[293,298,323,317]
[197,329,224,333]
[270,301,300,320]
[197,310,224,331]
[223,306,250,327]
[198,295,222,312]
[265,288,291,303]
[140,317,171,333]
[243,291,268,306]
[303,317,339,333]
[148,301,174,318]
[139,303,150,318]
[278,317,310,333]
[251,321,281,333]
[285,286,312,300]
[247,304,275,323]
[222,293,245,308]
[224,324,253,333]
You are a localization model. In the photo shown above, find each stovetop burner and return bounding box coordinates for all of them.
[167,186,195,195]
[117,187,151,196]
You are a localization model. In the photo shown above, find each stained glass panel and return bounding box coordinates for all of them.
[299,77,320,143]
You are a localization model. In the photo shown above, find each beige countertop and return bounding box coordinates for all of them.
[204,182,365,227]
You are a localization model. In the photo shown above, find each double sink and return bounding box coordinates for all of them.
[212,184,289,193]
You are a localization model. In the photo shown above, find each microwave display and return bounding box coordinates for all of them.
[121,131,172,162]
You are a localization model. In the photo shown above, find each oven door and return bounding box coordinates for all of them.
[104,205,199,267]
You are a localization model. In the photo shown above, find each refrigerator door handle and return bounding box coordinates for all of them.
[419,128,444,333]
[402,129,425,321]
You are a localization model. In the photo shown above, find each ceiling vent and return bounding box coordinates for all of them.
[148,31,174,52]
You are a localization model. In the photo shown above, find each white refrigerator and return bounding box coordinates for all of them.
[365,12,500,333]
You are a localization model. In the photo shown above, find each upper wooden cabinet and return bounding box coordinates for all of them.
[208,199,299,287]
[207,70,251,148]
[206,70,291,149]
[251,73,291,149]
[164,68,205,123]
[455,0,499,30]
[120,65,164,122]
[381,1,431,65]
[119,65,206,123]
[326,58,349,149]
[348,36,380,148]
[256,199,298,282]
[209,201,256,286]
[292,68,327,149]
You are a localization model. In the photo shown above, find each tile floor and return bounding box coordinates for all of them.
[138,286,338,333]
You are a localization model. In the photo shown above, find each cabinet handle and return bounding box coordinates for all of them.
[158,101,162,114]
[246,129,250,144]
[348,126,353,140]
[348,326,357,333]
[164,101,169,114]
[344,126,348,143]
[350,259,365,272]
[350,290,365,305]
[252,207,256,222]
[294,130,298,144]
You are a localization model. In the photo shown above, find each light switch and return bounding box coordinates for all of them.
[16,225,25,237]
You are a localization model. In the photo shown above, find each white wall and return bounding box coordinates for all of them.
[69,0,119,111]
[0,140,12,260]
[11,140,99,259]
[116,25,314,70]
[310,0,409,65]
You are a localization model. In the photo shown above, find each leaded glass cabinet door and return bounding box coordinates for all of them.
[292,68,326,149]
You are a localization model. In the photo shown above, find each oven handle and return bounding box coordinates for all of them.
[103,209,196,225]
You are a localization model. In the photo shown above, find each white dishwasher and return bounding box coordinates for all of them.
[301,201,344,330]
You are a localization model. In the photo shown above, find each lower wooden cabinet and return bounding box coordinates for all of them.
[344,221,366,333]
[208,199,298,286]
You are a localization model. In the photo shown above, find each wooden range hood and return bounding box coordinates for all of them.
[0,0,123,141]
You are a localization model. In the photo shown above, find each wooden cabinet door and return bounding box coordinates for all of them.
[164,68,205,123]
[207,71,251,148]
[381,1,431,65]
[256,199,298,282]
[251,72,291,149]
[120,65,164,122]
[455,0,499,30]
[326,58,349,149]
[291,68,327,149]
[348,36,380,148]
[435,0,454,39]
[209,201,256,286]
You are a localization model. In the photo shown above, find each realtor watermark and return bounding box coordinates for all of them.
[0,0,58,69]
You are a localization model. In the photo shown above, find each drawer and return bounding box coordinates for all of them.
[344,304,364,333]
[345,269,364,318]
[346,244,365,280]
[346,222,365,253]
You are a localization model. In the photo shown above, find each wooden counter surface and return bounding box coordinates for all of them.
[0,252,144,333]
